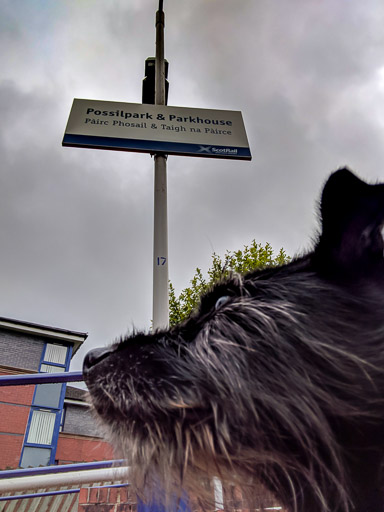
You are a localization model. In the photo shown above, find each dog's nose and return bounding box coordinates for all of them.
[83,346,113,371]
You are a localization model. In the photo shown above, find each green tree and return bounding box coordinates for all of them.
[169,240,290,326]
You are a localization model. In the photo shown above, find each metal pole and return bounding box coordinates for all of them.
[0,459,125,479]
[0,371,83,386]
[153,0,169,330]
[0,467,130,494]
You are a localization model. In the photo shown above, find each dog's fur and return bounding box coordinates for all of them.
[83,169,384,512]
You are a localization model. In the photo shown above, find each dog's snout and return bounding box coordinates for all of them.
[83,346,113,371]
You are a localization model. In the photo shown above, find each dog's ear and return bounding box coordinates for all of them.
[313,168,384,276]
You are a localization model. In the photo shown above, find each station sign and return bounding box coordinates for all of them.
[63,99,251,160]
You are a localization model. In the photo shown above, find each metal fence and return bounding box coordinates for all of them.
[0,371,130,503]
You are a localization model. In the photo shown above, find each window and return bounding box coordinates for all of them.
[44,344,68,365]
[27,410,57,445]
[33,383,63,408]
[20,447,51,468]
[40,343,68,373]
[20,341,72,468]
[40,364,66,373]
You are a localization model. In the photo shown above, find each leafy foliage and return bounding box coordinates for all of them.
[169,241,290,326]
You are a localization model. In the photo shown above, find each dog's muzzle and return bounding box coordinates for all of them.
[83,346,114,374]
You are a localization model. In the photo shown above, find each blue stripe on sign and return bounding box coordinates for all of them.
[62,134,252,160]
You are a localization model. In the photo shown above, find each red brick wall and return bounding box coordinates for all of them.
[77,483,285,512]
[0,403,30,434]
[0,372,32,469]
[0,435,24,469]
[0,383,34,405]
[78,485,136,512]
[56,433,114,464]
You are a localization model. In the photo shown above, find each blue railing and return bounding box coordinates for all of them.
[0,371,127,496]
[0,370,83,386]
[0,371,192,512]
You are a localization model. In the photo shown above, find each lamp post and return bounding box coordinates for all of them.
[152,0,169,330]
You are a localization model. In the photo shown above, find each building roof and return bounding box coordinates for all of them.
[65,385,88,401]
[0,316,88,356]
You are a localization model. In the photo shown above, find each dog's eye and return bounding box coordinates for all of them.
[215,296,230,310]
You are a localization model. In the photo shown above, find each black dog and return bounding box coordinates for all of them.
[83,169,384,512]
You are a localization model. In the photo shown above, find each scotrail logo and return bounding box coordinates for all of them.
[198,146,238,155]
[198,145,212,154]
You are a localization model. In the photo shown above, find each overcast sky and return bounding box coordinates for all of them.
[2,0,384,371]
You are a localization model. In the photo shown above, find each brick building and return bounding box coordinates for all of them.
[0,316,113,470]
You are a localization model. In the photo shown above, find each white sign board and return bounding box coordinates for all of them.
[63,99,251,160]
